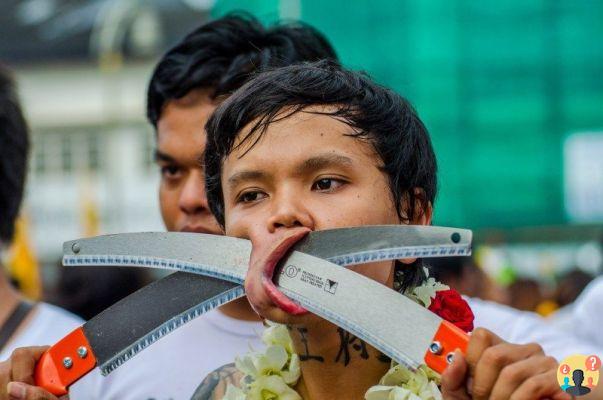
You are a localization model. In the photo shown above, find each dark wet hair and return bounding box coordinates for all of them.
[146,13,337,127]
[0,65,29,244]
[204,60,437,227]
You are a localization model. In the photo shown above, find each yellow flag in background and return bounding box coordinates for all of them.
[81,195,100,237]
[6,216,41,300]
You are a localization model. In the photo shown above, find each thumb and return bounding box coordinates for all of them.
[440,350,470,400]
[6,382,59,400]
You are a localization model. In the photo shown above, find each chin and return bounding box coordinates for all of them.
[261,307,317,327]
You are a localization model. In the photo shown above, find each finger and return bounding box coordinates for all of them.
[471,340,543,400]
[6,382,59,400]
[510,370,572,400]
[440,350,470,400]
[465,328,503,372]
[1,360,11,399]
[10,347,49,385]
[490,355,558,400]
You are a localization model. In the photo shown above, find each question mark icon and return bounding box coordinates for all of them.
[585,355,601,371]
[560,364,570,374]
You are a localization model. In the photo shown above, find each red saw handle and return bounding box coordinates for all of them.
[34,327,97,396]
[424,320,469,374]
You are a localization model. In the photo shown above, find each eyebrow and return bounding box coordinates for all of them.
[297,154,354,175]
[154,149,206,168]
[154,149,175,163]
[227,170,267,188]
[226,153,353,188]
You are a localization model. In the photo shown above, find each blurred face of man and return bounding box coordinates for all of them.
[155,89,222,234]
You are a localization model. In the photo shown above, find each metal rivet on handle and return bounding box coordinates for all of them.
[77,346,88,358]
[63,357,73,369]
[451,232,461,243]
[429,341,443,355]
[71,242,81,254]
[446,352,455,364]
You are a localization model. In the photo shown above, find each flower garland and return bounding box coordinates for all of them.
[226,269,474,400]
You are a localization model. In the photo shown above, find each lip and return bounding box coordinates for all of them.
[260,228,310,316]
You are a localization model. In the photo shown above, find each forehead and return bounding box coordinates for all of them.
[226,106,378,170]
[156,89,217,151]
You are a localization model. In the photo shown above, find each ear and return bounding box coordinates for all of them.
[405,187,432,226]
[398,189,433,265]
[415,201,433,226]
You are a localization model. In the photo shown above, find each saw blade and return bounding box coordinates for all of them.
[62,225,471,374]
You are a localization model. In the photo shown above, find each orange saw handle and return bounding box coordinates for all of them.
[424,320,469,374]
[34,327,97,396]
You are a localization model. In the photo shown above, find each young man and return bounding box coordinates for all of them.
[195,61,569,399]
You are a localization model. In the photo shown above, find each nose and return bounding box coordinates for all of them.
[267,190,314,233]
[178,170,209,215]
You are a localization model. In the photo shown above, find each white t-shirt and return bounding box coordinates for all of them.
[467,297,602,361]
[97,308,265,400]
[548,276,603,349]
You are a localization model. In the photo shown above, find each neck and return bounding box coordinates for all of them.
[291,319,390,400]
[0,268,22,327]
[290,261,396,399]
[218,297,262,321]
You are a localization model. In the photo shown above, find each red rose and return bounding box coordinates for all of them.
[427,289,474,332]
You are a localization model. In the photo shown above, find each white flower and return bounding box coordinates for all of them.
[236,353,260,379]
[365,385,423,400]
[223,384,246,400]
[235,345,301,386]
[262,323,295,355]
[281,353,301,385]
[247,375,302,400]
[365,364,442,400]
[406,278,449,307]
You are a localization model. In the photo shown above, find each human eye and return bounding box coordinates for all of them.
[159,164,183,180]
[311,177,347,193]
[237,190,268,204]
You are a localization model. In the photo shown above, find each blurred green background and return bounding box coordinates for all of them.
[214,0,603,229]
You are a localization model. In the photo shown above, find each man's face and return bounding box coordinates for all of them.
[221,107,416,323]
[155,89,222,234]
[222,106,402,245]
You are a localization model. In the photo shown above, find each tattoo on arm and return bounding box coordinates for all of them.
[190,363,240,400]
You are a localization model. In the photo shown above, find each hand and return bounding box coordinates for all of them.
[440,328,570,400]
[0,346,60,400]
